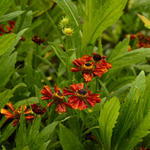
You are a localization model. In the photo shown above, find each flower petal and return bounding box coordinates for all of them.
[12,119,19,127]
[63,89,75,96]
[1,108,14,119]
[54,84,59,93]
[41,85,52,99]
[83,73,93,82]
[56,103,66,114]
[47,101,54,107]
[25,115,35,121]
[6,102,15,112]
[71,67,81,72]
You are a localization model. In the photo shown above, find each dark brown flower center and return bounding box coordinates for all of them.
[78,89,87,95]
[93,55,101,61]
[85,63,92,66]
[57,92,62,96]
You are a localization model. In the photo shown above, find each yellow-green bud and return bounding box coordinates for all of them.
[60,17,69,27]
[63,28,73,36]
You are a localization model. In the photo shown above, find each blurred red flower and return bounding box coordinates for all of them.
[63,83,101,110]
[71,54,112,82]
[31,104,46,115]
[1,103,34,127]
[40,85,71,114]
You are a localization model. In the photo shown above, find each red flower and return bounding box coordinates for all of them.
[40,85,71,114]
[31,104,46,115]
[63,83,101,110]
[71,54,112,82]
[6,20,16,33]
[1,103,34,127]
[32,35,45,45]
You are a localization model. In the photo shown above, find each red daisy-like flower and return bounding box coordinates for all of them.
[40,85,71,114]
[71,54,112,82]
[31,104,46,115]
[63,83,101,110]
[1,103,34,127]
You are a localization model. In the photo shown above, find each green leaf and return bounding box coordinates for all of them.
[0,0,11,17]
[108,37,129,61]
[0,124,16,145]
[110,48,150,70]
[54,0,80,28]
[32,121,58,150]
[59,124,85,150]
[99,97,120,150]
[0,11,24,23]
[15,97,39,107]
[0,34,16,56]
[0,52,17,89]
[82,0,128,47]
[120,111,150,150]
[113,71,146,148]
[0,89,13,109]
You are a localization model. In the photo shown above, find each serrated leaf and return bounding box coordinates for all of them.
[120,111,150,150]
[0,34,16,56]
[113,71,146,148]
[59,124,85,150]
[82,0,128,47]
[99,97,120,150]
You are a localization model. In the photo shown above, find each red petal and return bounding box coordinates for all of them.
[81,55,93,61]
[86,99,96,107]
[71,67,81,72]
[25,115,35,121]
[6,103,15,112]
[70,84,78,91]
[71,100,80,109]
[76,83,84,90]
[68,96,78,103]
[72,59,84,67]
[40,86,52,99]
[54,84,59,93]
[1,109,14,119]
[83,73,93,82]
[12,119,19,127]
[79,100,87,110]
[47,101,54,107]
[56,103,66,114]
[24,108,32,115]
[63,89,75,96]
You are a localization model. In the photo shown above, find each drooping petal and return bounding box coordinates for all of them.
[71,67,81,72]
[68,96,79,103]
[24,108,32,115]
[72,59,84,67]
[1,108,14,119]
[63,89,75,96]
[6,103,15,112]
[83,73,93,82]
[47,101,54,107]
[25,115,35,121]
[78,100,88,110]
[70,84,78,91]
[55,103,66,114]
[41,85,52,100]
[12,119,19,127]
[54,84,59,93]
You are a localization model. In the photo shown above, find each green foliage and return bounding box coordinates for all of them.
[82,0,128,48]
[59,124,85,150]
[99,97,120,150]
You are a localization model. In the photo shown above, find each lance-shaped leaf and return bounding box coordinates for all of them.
[99,97,120,150]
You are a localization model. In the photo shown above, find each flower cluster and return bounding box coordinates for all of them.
[40,83,101,113]
[71,53,112,82]
[0,20,15,36]
[127,33,150,51]
[39,53,111,113]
